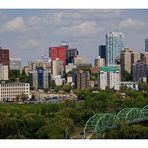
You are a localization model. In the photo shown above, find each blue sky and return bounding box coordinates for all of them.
[0,9,148,66]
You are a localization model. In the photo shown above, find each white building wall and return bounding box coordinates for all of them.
[0,65,8,80]
[0,83,30,101]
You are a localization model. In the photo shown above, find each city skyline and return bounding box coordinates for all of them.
[0,9,148,66]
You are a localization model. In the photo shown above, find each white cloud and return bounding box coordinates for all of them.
[19,38,40,49]
[119,17,144,29]
[57,21,103,37]
[0,17,27,32]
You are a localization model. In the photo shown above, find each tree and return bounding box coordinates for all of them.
[121,70,132,81]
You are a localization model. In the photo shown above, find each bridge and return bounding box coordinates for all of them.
[84,105,148,139]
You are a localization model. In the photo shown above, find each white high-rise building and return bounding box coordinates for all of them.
[74,56,85,65]
[52,58,64,76]
[0,64,8,80]
[97,66,120,90]
[106,32,124,65]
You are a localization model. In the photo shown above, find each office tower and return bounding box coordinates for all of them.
[73,70,90,89]
[145,38,148,52]
[120,48,133,74]
[49,46,66,65]
[132,61,148,82]
[0,64,8,80]
[0,47,10,69]
[106,32,124,65]
[97,66,120,90]
[29,67,51,90]
[52,58,64,76]
[94,56,105,68]
[131,52,141,64]
[10,58,21,70]
[74,56,85,65]
[66,48,78,65]
[98,45,106,60]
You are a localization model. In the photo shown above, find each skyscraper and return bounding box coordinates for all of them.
[106,32,124,65]
[49,46,66,65]
[98,45,106,59]
[120,48,133,74]
[145,38,148,52]
[66,48,78,65]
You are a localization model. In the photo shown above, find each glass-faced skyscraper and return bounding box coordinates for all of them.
[106,32,124,65]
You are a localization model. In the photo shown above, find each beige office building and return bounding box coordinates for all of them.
[121,48,133,74]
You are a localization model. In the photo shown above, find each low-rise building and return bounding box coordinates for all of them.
[0,82,30,101]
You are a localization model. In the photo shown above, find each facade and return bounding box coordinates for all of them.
[0,47,10,70]
[52,75,65,86]
[141,52,148,64]
[120,81,138,91]
[98,45,106,60]
[74,56,85,65]
[131,52,141,64]
[0,82,30,101]
[49,46,66,65]
[0,64,8,80]
[52,58,64,76]
[97,66,120,90]
[145,38,148,52]
[73,70,90,89]
[77,63,92,71]
[66,63,76,73]
[94,56,105,68]
[66,48,78,65]
[10,58,21,70]
[120,48,133,74]
[106,32,124,65]
[29,67,51,90]
[132,61,148,82]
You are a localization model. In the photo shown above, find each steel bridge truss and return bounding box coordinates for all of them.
[84,105,148,138]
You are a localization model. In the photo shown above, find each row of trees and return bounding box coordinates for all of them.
[0,88,148,139]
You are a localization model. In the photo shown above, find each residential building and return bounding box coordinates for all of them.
[0,82,30,101]
[97,66,120,90]
[106,32,124,65]
[141,52,148,64]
